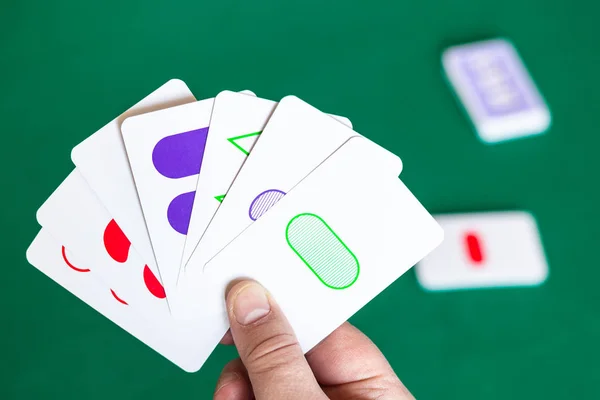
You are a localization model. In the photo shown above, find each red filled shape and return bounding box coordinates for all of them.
[464,232,484,265]
[143,265,166,299]
[110,289,128,305]
[62,246,90,272]
[103,219,131,263]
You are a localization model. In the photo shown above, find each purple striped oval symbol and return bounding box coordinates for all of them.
[248,189,286,221]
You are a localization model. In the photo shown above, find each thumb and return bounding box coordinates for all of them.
[225,280,326,400]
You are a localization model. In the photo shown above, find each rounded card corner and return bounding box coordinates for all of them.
[70,146,80,163]
[166,78,189,90]
[279,94,301,105]
[119,115,136,133]
[216,90,236,100]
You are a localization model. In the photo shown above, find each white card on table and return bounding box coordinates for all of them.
[26,229,224,373]
[185,96,382,288]
[71,79,196,283]
[415,211,548,290]
[121,98,220,300]
[178,136,443,356]
[36,170,169,318]
[181,91,353,269]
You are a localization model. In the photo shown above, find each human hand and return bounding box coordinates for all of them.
[214,280,414,400]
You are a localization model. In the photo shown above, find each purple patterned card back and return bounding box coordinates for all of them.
[451,41,541,118]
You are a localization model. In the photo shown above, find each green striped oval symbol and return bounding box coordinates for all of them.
[285,213,359,289]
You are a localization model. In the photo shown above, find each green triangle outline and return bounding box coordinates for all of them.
[226,131,262,156]
[214,194,226,203]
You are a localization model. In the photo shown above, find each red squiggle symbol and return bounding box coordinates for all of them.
[110,289,128,305]
[103,219,166,299]
[62,246,90,272]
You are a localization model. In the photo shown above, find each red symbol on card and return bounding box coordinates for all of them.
[464,232,485,265]
[103,219,131,263]
[110,289,128,305]
[62,246,90,272]
[143,265,166,299]
[103,219,166,299]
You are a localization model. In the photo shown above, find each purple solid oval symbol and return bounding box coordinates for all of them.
[248,189,286,221]
[152,127,209,179]
[167,191,196,235]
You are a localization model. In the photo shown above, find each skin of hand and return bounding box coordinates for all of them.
[213,280,414,400]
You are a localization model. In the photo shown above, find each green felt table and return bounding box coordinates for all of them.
[2,0,599,398]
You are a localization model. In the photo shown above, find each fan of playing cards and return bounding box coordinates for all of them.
[26,80,443,372]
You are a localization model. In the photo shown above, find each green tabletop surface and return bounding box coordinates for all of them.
[2,0,599,398]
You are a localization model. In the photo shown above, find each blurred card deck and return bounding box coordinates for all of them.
[416,211,549,291]
[443,38,551,143]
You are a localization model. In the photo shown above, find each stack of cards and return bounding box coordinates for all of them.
[424,38,550,291]
[416,211,549,291]
[27,80,443,372]
[443,38,551,144]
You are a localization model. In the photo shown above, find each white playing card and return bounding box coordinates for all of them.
[181,91,353,269]
[415,211,548,290]
[36,170,170,318]
[71,79,196,282]
[121,98,217,301]
[26,229,224,372]
[177,136,442,359]
[185,96,387,286]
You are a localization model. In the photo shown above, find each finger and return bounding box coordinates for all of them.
[306,322,394,384]
[220,330,234,345]
[306,322,413,399]
[213,358,252,400]
[226,280,326,400]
